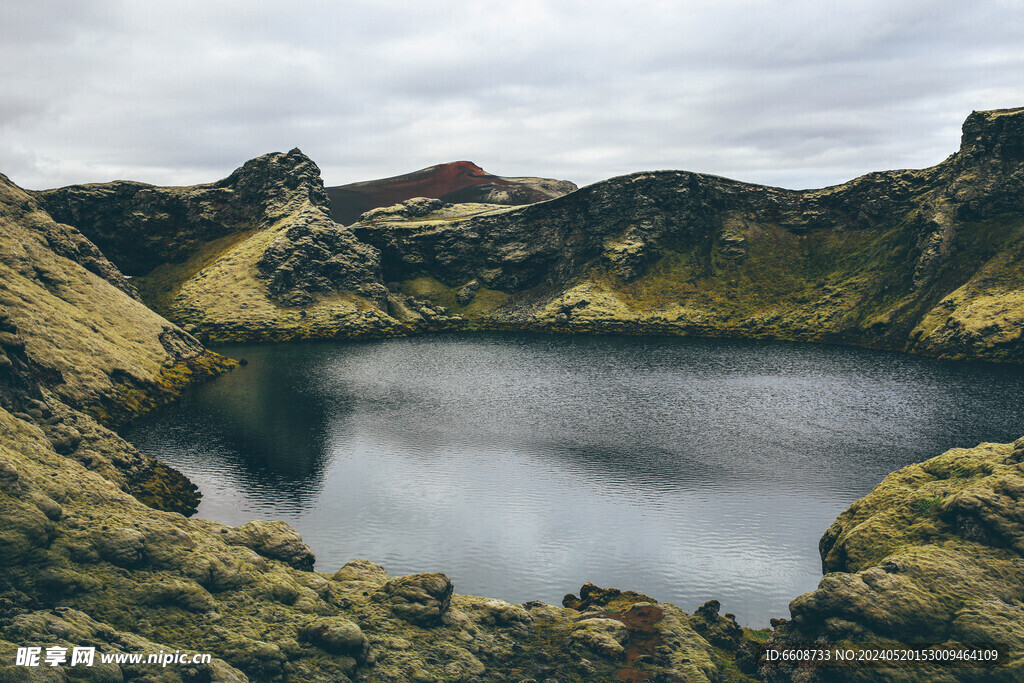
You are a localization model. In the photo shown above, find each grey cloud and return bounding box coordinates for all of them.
[1,1,1022,192]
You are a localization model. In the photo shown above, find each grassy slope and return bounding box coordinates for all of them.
[135,217,404,343]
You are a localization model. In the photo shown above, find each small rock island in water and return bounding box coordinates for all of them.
[2,107,1024,680]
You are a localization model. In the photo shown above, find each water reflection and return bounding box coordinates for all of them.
[142,345,356,506]
[126,334,1024,625]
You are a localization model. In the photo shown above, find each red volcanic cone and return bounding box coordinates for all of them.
[326,161,575,224]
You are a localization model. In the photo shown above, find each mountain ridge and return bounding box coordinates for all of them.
[29,107,1024,363]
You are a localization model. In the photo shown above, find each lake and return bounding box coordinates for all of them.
[125,333,1024,626]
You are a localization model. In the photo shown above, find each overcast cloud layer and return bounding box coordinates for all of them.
[2,1,1022,192]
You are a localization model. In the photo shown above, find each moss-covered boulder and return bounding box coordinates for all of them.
[222,519,316,571]
[373,572,454,627]
[762,438,1024,681]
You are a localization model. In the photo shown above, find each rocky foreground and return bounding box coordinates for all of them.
[2,108,1024,681]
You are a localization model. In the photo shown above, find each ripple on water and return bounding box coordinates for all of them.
[126,333,1024,626]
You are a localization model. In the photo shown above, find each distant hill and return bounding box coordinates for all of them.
[325,160,577,224]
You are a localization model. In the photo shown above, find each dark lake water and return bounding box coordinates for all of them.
[125,333,1024,626]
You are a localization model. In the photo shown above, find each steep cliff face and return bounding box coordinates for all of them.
[36,150,400,342]
[325,160,577,225]
[352,107,1024,362]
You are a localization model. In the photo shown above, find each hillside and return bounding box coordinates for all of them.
[33,107,1024,363]
[0,171,235,513]
[35,150,404,342]
[352,107,1024,363]
[0,170,741,682]
[325,160,578,225]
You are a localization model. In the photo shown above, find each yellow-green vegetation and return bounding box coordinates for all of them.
[495,200,1024,366]
[135,229,260,316]
[763,438,1024,681]
[400,275,511,320]
[361,200,518,224]
[136,225,405,343]
[907,216,1024,360]
[0,172,238,515]
[549,215,917,344]
[400,276,460,308]
[0,185,217,416]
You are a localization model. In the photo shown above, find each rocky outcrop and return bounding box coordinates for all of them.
[760,437,1024,682]
[561,582,750,681]
[373,572,454,626]
[325,160,577,225]
[254,200,384,308]
[34,150,399,342]
[223,520,317,571]
[36,149,326,276]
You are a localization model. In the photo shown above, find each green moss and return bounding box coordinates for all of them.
[135,229,259,316]
[742,627,771,644]
[915,496,944,515]
[400,275,510,319]
[83,350,238,429]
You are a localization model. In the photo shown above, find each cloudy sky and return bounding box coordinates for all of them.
[2,1,1022,192]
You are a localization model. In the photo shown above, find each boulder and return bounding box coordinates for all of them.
[373,573,453,626]
[222,520,315,571]
[95,527,146,568]
[299,616,370,661]
[569,617,629,658]
[332,559,390,588]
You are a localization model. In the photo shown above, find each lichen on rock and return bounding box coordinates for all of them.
[373,572,454,627]
[762,437,1024,681]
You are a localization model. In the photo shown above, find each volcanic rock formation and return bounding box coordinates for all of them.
[0,170,743,682]
[33,108,1024,363]
[325,160,577,224]
[4,107,1024,681]
[36,149,398,341]
[352,107,1024,363]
